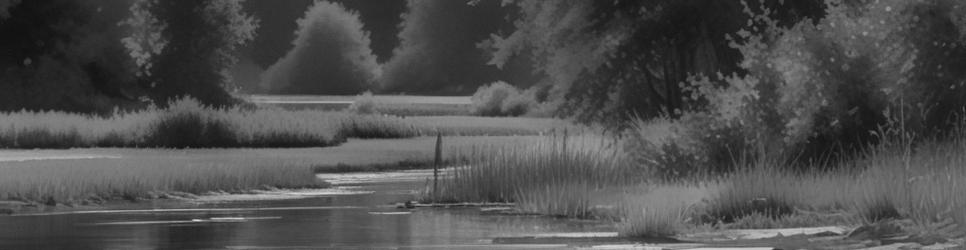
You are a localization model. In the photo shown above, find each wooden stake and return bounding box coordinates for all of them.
[433,130,442,203]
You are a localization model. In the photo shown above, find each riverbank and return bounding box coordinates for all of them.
[0,136,541,208]
[424,131,966,249]
[0,169,621,249]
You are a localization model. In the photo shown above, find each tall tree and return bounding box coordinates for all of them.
[124,0,258,106]
[485,0,824,126]
[0,0,138,113]
[379,0,507,95]
[260,1,380,95]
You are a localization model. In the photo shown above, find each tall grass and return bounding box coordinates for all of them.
[679,134,966,234]
[428,134,643,217]
[409,116,584,137]
[0,97,583,149]
[0,157,324,204]
[433,118,966,239]
[618,184,712,237]
[0,97,420,148]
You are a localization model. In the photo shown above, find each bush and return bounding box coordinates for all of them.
[347,91,379,115]
[145,98,236,148]
[646,0,966,175]
[470,81,536,116]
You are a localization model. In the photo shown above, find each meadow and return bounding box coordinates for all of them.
[248,94,474,116]
[0,135,543,205]
[0,97,574,149]
[0,94,574,206]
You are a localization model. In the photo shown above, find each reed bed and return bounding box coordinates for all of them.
[618,184,713,237]
[427,134,643,214]
[430,119,966,238]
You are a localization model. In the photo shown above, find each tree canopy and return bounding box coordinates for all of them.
[124,0,258,106]
[260,1,380,95]
[484,0,825,126]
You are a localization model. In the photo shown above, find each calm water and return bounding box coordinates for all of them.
[0,171,614,249]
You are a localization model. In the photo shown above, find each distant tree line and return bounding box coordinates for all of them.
[4,0,966,154]
[0,0,256,113]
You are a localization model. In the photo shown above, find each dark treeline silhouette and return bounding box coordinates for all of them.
[260,1,379,95]
[0,0,137,113]
[241,0,405,68]
[0,0,256,112]
[377,0,514,95]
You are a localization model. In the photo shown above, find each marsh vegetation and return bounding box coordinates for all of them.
[4,0,966,248]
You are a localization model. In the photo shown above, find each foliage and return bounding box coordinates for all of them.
[0,0,140,113]
[378,0,507,94]
[470,81,535,116]
[675,0,966,167]
[0,0,17,18]
[123,0,258,106]
[261,1,380,95]
[485,0,825,127]
[347,91,380,114]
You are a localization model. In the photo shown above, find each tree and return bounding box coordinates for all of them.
[0,0,139,113]
[0,0,18,19]
[260,1,380,95]
[485,0,824,127]
[379,0,507,95]
[124,0,258,106]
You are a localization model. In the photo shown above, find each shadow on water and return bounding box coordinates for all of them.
[0,170,615,249]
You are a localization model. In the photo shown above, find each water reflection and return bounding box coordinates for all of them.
[0,174,613,249]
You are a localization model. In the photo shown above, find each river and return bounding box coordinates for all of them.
[0,170,616,249]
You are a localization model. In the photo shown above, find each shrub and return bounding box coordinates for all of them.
[655,0,966,174]
[470,81,536,116]
[347,91,379,114]
[145,98,236,148]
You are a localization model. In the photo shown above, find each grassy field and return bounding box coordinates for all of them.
[247,94,473,116]
[0,98,414,148]
[0,136,542,205]
[0,97,577,149]
[0,95,582,206]
[426,122,966,239]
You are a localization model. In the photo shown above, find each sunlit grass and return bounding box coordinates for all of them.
[0,136,546,205]
[408,116,584,137]
[426,134,640,206]
[0,97,421,148]
[0,157,324,204]
[0,98,580,149]
[430,118,966,239]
